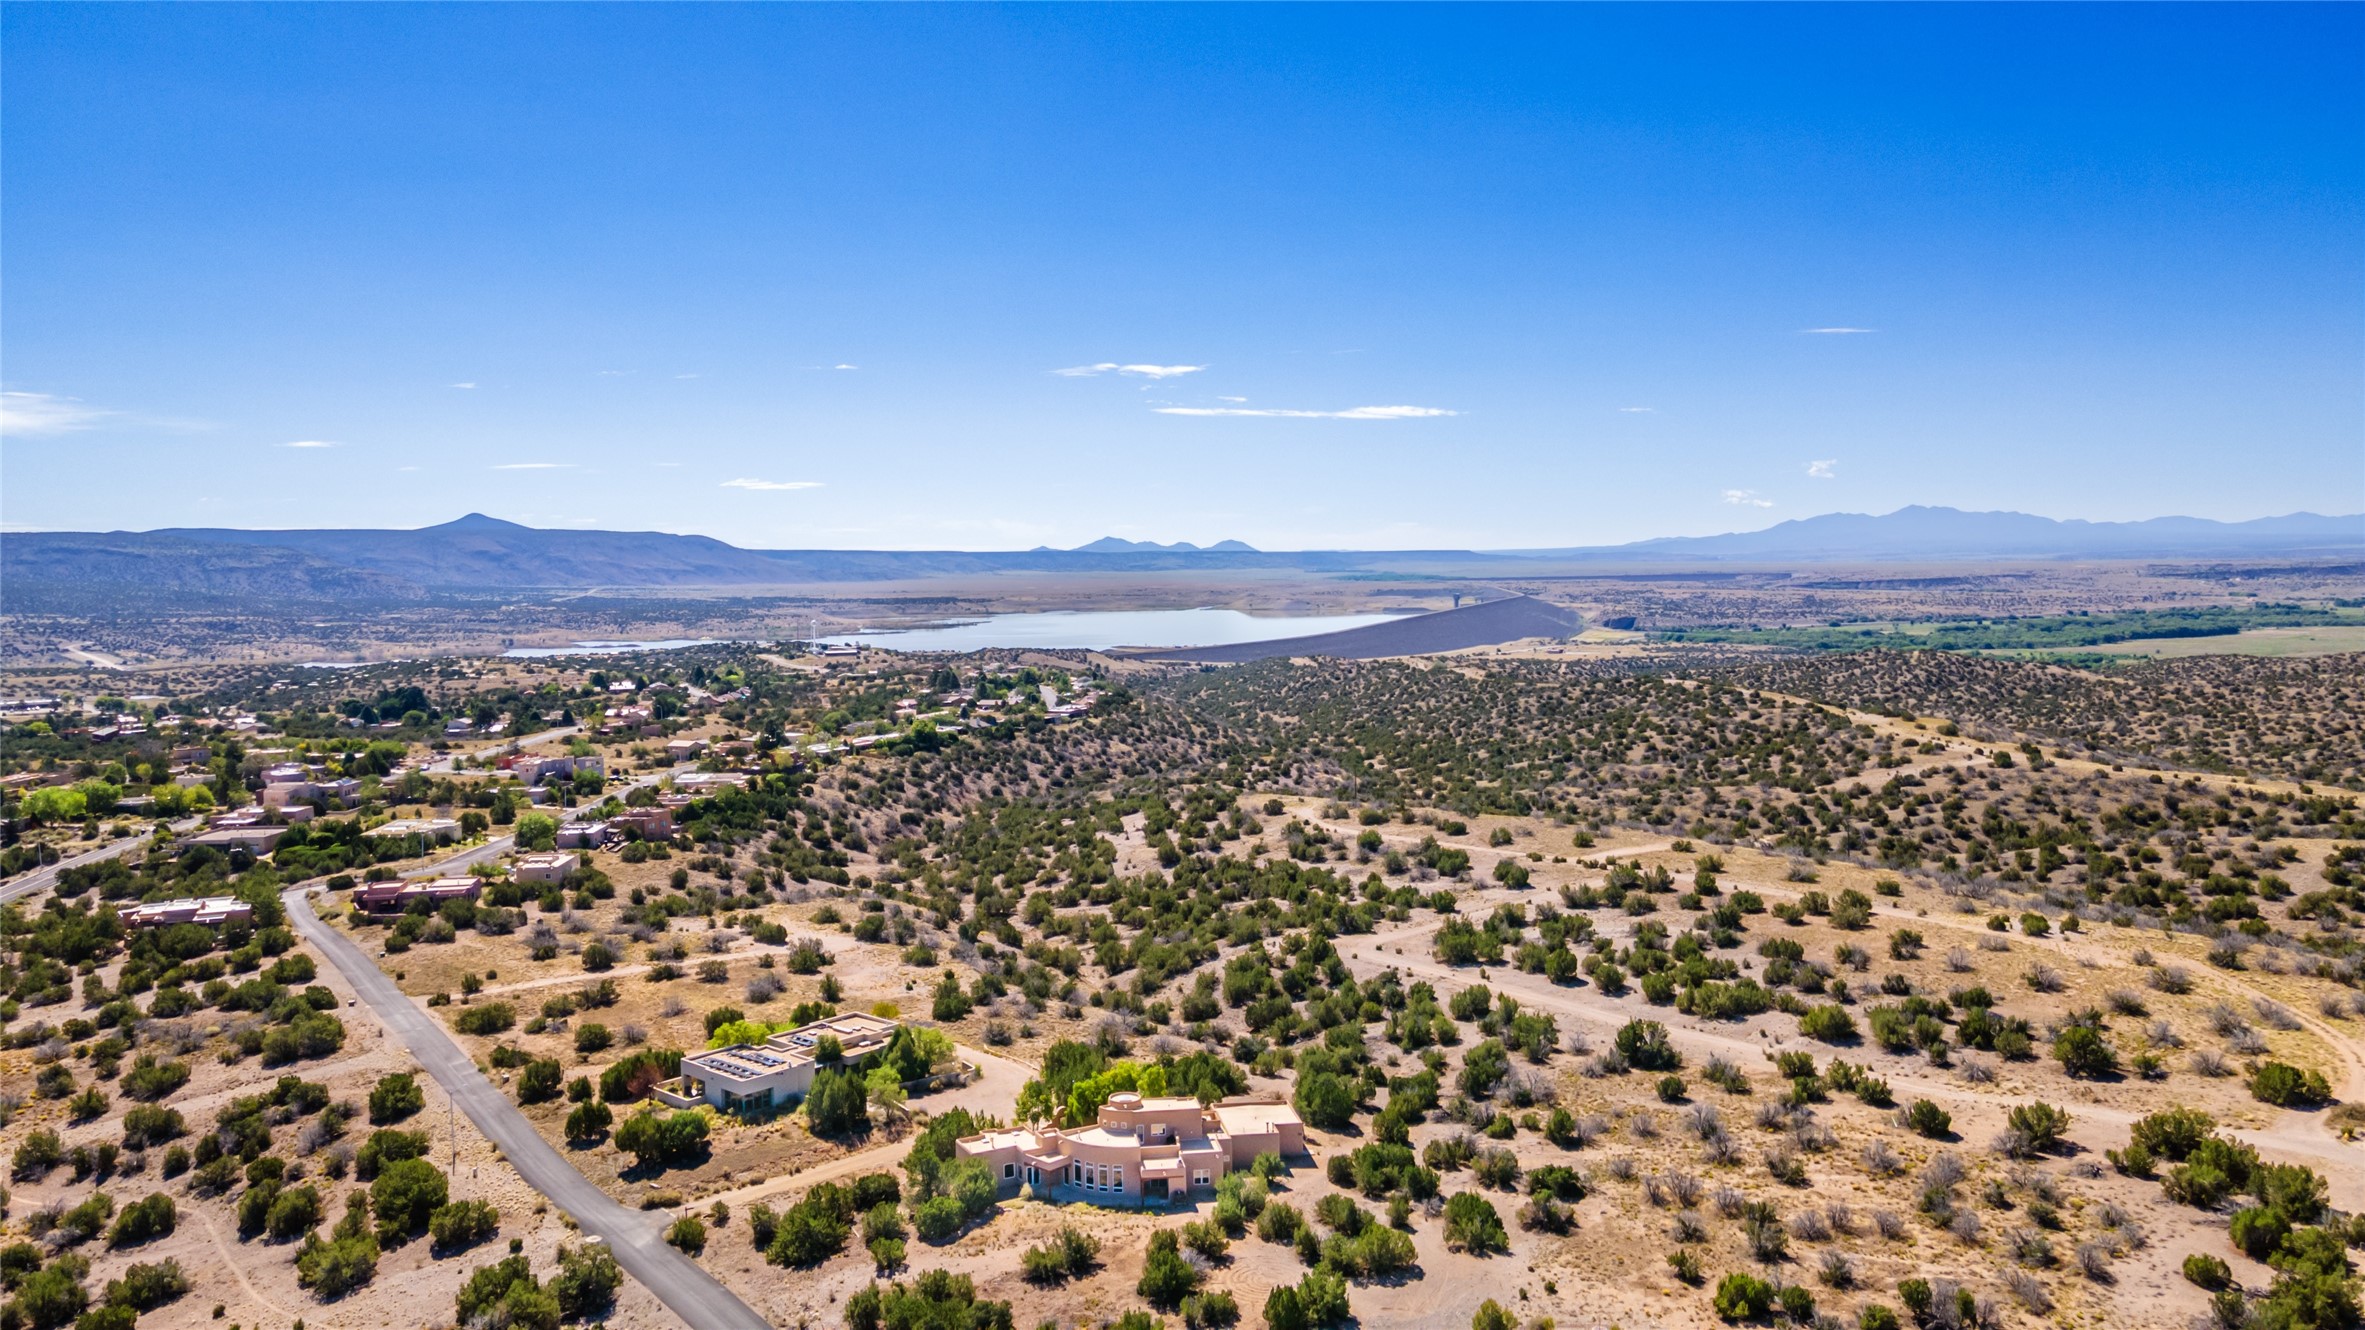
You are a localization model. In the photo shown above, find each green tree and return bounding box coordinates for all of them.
[370,1157,449,1244]
[514,812,559,852]
[806,1067,871,1137]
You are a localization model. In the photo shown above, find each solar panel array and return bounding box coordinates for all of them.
[741,1050,785,1068]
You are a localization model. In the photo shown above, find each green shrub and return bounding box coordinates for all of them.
[2182,1253,2232,1290]
[370,1157,449,1243]
[368,1073,425,1125]
[107,1193,177,1247]
[451,1003,515,1036]
[102,1258,189,1311]
[428,1200,501,1252]
[1615,1020,1682,1071]
[1902,1100,1952,1138]
[1797,1004,1857,1044]
[2250,1061,2332,1107]
[1442,1193,1508,1254]
[1714,1272,1777,1320]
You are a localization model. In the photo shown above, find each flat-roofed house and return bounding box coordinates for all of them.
[262,776,361,809]
[353,876,482,915]
[119,897,253,929]
[185,825,288,854]
[364,818,462,845]
[656,1011,902,1113]
[555,820,613,849]
[954,1093,1306,1205]
[512,851,579,885]
[610,807,673,839]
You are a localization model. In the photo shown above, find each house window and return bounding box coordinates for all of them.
[1193,1171,1210,1187]
[1003,1163,1016,1180]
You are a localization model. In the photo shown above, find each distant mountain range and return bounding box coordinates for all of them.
[3,507,2357,608]
[1518,507,2365,562]
[1061,537,1260,554]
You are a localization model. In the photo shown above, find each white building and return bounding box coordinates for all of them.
[657,1011,901,1113]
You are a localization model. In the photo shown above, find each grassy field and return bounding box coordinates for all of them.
[2069,624,2365,658]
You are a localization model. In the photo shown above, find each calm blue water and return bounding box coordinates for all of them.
[826,608,1412,652]
[502,638,725,658]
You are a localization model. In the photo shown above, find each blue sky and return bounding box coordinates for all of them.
[4,4,2359,550]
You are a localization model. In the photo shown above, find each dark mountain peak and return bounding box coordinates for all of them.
[432,512,531,532]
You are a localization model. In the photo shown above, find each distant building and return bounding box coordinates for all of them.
[353,876,481,914]
[185,825,288,854]
[500,753,604,787]
[554,820,613,849]
[261,777,360,809]
[364,818,463,845]
[664,738,706,761]
[609,807,674,839]
[955,1094,1306,1205]
[657,1011,902,1113]
[513,851,579,885]
[118,896,253,929]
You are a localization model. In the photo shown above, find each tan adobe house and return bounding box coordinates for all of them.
[954,1092,1305,1205]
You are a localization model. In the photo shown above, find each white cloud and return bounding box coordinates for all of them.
[1800,327,1877,335]
[1722,489,1775,508]
[491,462,572,470]
[1055,363,1207,379]
[1805,458,1838,479]
[674,373,700,380]
[721,478,824,491]
[1218,396,1248,403]
[1153,404,1456,420]
[450,382,477,389]
[834,364,859,371]
[282,439,339,449]
[1618,406,1655,414]
[0,391,109,435]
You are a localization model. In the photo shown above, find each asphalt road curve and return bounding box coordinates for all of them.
[283,886,773,1330]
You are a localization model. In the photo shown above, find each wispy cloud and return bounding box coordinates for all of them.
[492,462,572,471]
[1154,404,1456,420]
[1218,396,1248,404]
[721,478,824,491]
[1055,363,1206,379]
[674,373,700,380]
[282,439,339,449]
[0,391,111,435]
[1805,458,1838,479]
[1617,406,1655,414]
[450,382,477,389]
[833,364,858,371]
[1800,327,1877,335]
[1722,488,1775,508]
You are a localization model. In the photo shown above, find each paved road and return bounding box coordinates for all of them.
[0,818,202,906]
[425,725,585,775]
[285,886,774,1330]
